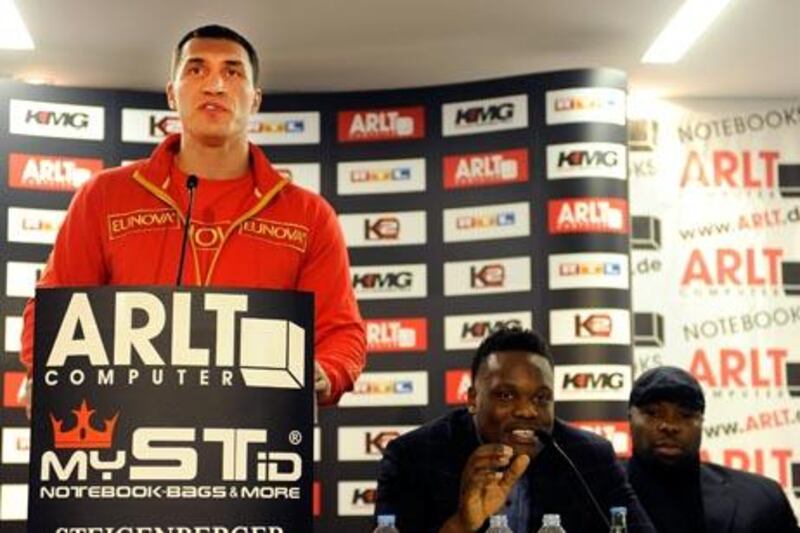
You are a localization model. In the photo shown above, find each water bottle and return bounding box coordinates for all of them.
[537,513,566,533]
[486,514,514,533]
[372,514,399,533]
[609,507,627,533]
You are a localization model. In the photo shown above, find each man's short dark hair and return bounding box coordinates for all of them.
[172,25,260,85]
[471,327,553,382]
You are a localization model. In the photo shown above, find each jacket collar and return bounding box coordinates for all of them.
[438,408,481,478]
[135,133,284,199]
[700,464,736,533]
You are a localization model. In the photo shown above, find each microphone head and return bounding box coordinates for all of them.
[186,175,198,189]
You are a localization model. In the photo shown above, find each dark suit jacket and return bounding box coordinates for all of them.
[376,408,655,532]
[627,459,799,533]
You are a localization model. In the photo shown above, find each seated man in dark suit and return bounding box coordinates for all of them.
[376,327,655,532]
[627,366,799,533]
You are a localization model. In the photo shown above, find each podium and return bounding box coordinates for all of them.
[28,287,314,532]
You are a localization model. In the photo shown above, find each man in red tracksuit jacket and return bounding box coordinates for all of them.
[19,24,365,409]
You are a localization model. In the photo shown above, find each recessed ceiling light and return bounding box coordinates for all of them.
[642,0,732,64]
[18,75,54,85]
[0,0,35,50]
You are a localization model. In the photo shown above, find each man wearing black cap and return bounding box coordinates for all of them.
[627,366,799,532]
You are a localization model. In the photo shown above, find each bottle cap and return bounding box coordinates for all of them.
[490,514,509,526]
[377,514,396,526]
[543,514,562,526]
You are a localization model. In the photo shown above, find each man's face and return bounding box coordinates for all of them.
[629,401,703,467]
[468,351,555,458]
[167,37,261,146]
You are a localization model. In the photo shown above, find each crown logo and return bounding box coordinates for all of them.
[49,399,119,449]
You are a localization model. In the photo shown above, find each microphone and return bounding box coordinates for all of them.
[176,175,198,286]
[535,429,611,528]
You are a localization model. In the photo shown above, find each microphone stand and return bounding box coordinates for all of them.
[176,175,198,286]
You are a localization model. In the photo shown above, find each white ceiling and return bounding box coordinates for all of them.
[1,0,798,97]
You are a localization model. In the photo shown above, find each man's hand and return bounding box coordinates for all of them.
[314,361,332,404]
[448,444,530,531]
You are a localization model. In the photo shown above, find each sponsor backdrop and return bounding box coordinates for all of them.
[628,97,800,518]
[7,69,759,531]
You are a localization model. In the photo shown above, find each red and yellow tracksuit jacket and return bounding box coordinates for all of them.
[21,134,365,404]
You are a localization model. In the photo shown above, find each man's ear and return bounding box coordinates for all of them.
[251,88,262,113]
[166,81,176,111]
[467,386,477,414]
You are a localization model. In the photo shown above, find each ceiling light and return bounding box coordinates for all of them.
[18,75,53,85]
[0,0,35,50]
[642,0,732,63]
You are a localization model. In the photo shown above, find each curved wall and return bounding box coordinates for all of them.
[0,69,632,531]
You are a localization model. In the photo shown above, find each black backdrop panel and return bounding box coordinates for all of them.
[0,69,630,531]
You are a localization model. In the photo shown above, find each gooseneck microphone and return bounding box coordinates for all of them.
[176,175,198,286]
[535,429,611,528]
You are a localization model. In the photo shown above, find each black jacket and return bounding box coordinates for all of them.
[376,408,655,532]
[627,458,800,533]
